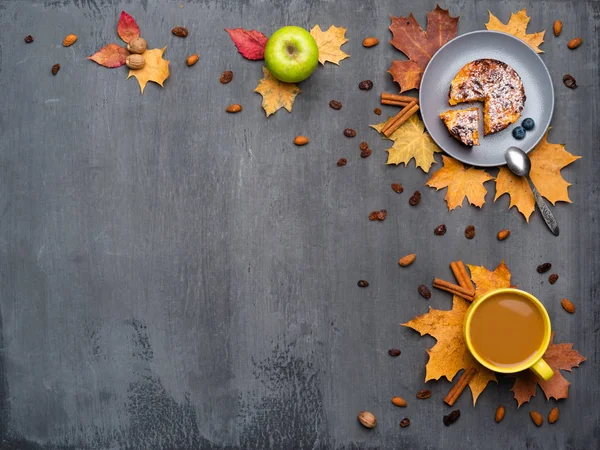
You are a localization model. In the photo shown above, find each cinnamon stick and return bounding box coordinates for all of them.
[381,98,411,107]
[381,93,419,105]
[444,367,477,406]
[450,261,474,293]
[382,101,420,137]
[432,278,475,302]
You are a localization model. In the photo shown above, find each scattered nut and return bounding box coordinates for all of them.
[343,128,357,137]
[549,273,559,284]
[567,37,582,49]
[172,26,189,37]
[358,411,376,429]
[220,70,234,84]
[293,135,309,146]
[553,20,563,36]
[337,158,347,167]
[392,397,407,407]
[359,80,374,90]
[418,285,431,299]
[530,411,543,427]
[373,107,382,115]
[388,348,401,357]
[398,254,416,267]
[357,280,369,288]
[51,63,60,75]
[127,37,147,54]
[416,389,432,400]
[561,299,575,314]
[24,35,34,44]
[226,104,242,113]
[434,224,447,236]
[465,225,476,239]
[329,100,342,110]
[537,262,552,273]
[548,407,559,424]
[62,34,77,47]
[497,229,510,240]
[125,54,145,70]
[362,37,380,47]
[495,406,505,423]
[391,183,404,193]
[186,54,199,66]
[399,418,410,428]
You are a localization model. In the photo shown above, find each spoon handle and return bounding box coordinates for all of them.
[529,180,560,236]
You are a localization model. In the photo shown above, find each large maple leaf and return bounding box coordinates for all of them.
[370,115,441,173]
[127,47,170,94]
[426,156,494,210]
[485,9,545,54]
[254,67,301,117]
[495,129,581,221]
[225,28,268,60]
[310,25,350,65]
[388,5,459,92]
[511,333,586,407]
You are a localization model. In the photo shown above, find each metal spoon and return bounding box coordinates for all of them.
[505,146,559,236]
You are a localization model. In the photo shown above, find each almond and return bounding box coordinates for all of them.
[530,411,543,427]
[293,135,309,146]
[186,53,199,67]
[568,37,582,49]
[495,405,505,423]
[362,37,379,47]
[553,20,562,36]
[62,34,77,47]
[357,411,376,429]
[561,298,575,314]
[398,253,416,267]
[125,54,145,70]
[225,104,242,113]
[497,229,510,241]
[391,397,407,407]
[548,406,559,424]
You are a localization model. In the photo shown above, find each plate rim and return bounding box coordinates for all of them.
[419,30,555,168]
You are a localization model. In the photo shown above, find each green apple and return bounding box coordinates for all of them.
[264,26,319,83]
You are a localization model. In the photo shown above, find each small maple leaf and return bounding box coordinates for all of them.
[370,115,441,173]
[426,156,494,210]
[117,11,140,43]
[225,28,268,60]
[495,129,581,221]
[511,332,586,407]
[310,25,350,65]
[467,260,511,300]
[485,9,545,53]
[127,47,170,94]
[388,5,459,92]
[254,67,301,117]
[88,43,129,68]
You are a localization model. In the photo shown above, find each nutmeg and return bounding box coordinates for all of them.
[125,54,146,70]
[127,37,147,54]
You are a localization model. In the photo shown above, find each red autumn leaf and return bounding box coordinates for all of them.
[388,5,459,92]
[117,11,140,43]
[225,28,268,60]
[88,43,130,68]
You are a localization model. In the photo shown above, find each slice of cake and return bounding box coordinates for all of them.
[448,59,525,135]
[440,107,480,146]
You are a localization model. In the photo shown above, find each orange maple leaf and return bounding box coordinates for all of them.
[495,129,581,221]
[467,260,511,300]
[127,47,170,94]
[310,25,350,65]
[254,67,301,117]
[485,9,545,54]
[426,156,494,210]
[388,5,459,92]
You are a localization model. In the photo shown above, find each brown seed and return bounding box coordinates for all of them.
[409,191,421,206]
[360,149,372,158]
[567,37,582,49]
[24,35,34,44]
[373,107,382,115]
[359,80,374,91]
[443,410,461,426]
[434,224,447,236]
[172,26,189,37]
[357,280,369,288]
[186,53,199,66]
[563,74,578,89]
[391,183,404,194]
[226,104,242,113]
[497,229,510,240]
[392,397,407,407]
[561,299,575,313]
[359,141,369,151]
[553,20,563,36]
[329,100,342,110]
[127,37,147,54]
[362,37,380,47]
[530,411,543,427]
[388,348,401,357]
[126,54,145,70]
[465,225,476,239]
[416,389,432,399]
[398,254,416,267]
[62,34,77,47]
[51,64,60,75]
[399,417,410,428]
[337,158,347,167]
[343,128,357,137]
[368,210,387,221]
[293,135,309,146]
[495,406,505,423]
[418,285,431,299]
[548,407,560,424]
[357,411,376,429]
[220,70,234,84]
[549,273,559,284]
[537,262,552,273]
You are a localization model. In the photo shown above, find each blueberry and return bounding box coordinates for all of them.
[522,118,535,131]
[512,126,526,140]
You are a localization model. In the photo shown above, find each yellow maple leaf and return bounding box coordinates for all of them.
[310,25,350,65]
[485,9,545,53]
[495,129,581,221]
[426,156,494,210]
[467,260,512,301]
[370,115,441,173]
[127,47,170,94]
[254,67,301,117]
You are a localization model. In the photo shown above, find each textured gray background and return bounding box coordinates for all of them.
[0,0,598,449]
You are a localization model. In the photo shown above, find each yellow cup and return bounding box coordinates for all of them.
[464,288,554,381]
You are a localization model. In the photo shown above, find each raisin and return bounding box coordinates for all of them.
[548,273,559,284]
[443,410,461,426]
[24,35,34,43]
[434,224,447,235]
[388,348,401,357]
[418,284,431,299]
[391,183,404,193]
[464,225,476,239]
[329,100,342,110]
[360,149,372,158]
[220,70,233,84]
[416,389,432,399]
[399,418,410,428]
[369,210,387,221]
[51,64,60,75]
[357,280,369,288]
[343,128,357,137]
[373,108,382,115]
[359,80,373,90]
[172,26,189,37]
[337,158,347,167]
[563,74,577,89]
[537,262,552,273]
[359,141,369,151]
[409,191,421,206]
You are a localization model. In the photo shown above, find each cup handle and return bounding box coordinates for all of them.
[530,358,554,381]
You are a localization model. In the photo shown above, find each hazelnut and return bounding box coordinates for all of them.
[127,37,147,54]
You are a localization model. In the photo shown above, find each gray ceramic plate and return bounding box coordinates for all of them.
[419,30,554,167]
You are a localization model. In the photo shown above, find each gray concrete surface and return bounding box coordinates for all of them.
[0,0,598,449]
